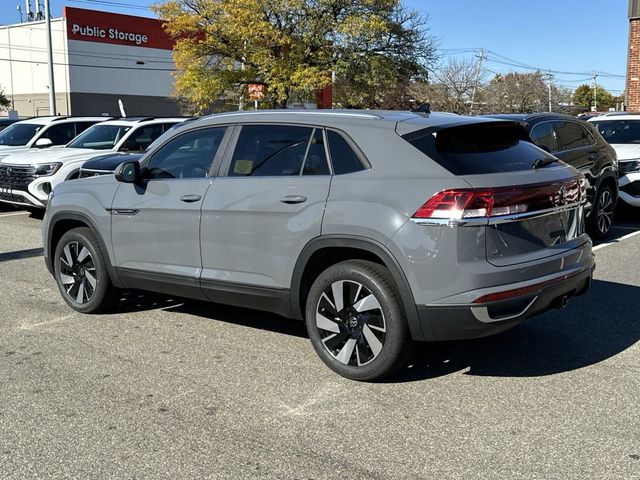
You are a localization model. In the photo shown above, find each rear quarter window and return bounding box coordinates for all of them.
[402,122,555,175]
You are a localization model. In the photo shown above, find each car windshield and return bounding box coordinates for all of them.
[67,125,131,150]
[0,123,42,146]
[592,120,640,144]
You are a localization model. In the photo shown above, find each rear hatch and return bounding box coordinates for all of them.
[402,121,587,267]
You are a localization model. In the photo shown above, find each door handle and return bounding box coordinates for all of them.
[181,194,202,203]
[280,195,307,204]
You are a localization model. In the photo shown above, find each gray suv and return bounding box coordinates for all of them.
[43,110,595,381]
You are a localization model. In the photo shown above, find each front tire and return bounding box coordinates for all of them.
[53,227,116,313]
[305,260,412,381]
[588,184,615,238]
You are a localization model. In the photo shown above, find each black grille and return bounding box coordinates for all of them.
[0,191,36,206]
[0,164,36,191]
[620,181,640,198]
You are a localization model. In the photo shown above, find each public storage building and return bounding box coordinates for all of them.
[0,7,179,117]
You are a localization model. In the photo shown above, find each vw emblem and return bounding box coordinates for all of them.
[558,186,567,205]
[6,167,12,175]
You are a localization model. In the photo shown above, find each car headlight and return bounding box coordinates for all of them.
[33,162,62,177]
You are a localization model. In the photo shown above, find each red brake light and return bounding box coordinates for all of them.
[413,179,582,220]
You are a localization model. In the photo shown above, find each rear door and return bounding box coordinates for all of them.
[110,126,229,295]
[199,124,331,294]
[552,120,599,175]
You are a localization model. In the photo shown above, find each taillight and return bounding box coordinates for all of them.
[413,178,583,221]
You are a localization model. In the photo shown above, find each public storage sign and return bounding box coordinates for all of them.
[64,7,174,50]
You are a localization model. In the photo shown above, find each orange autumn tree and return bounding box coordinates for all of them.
[153,0,436,112]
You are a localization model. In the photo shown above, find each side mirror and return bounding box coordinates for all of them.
[35,137,53,148]
[114,161,141,183]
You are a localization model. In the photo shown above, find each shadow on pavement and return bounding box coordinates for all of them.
[113,290,308,339]
[114,279,640,382]
[392,279,640,382]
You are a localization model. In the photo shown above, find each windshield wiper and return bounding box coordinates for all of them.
[532,157,560,169]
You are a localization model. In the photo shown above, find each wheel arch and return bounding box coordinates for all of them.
[290,235,425,341]
[46,212,122,287]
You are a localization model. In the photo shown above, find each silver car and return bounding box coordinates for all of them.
[43,110,594,381]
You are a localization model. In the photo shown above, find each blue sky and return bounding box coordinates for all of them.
[1,0,629,93]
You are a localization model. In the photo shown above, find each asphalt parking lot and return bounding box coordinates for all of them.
[0,204,639,480]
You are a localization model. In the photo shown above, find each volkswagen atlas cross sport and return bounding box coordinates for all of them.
[43,110,594,381]
[0,117,187,209]
[0,116,109,158]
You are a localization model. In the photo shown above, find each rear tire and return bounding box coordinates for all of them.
[588,184,615,238]
[305,260,413,381]
[53,227,116,313]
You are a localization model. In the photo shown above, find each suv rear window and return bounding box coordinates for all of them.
[402,122,555,175]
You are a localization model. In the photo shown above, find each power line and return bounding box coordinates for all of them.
[6,43,175,64]
[0,56,175,71]
[67,0,154,12]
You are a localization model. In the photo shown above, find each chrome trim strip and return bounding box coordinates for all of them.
[107,208,139,216]
[410,202,583,227]
[470,297,538,324]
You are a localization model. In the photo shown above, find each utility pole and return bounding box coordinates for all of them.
[469,48,484,115]
[592,72,599,112]
[543,71,554,112]
[44,0,56,115]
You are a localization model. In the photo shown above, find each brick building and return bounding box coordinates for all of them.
[628,0,640,110]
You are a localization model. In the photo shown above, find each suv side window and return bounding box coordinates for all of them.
[74,121,99,136]
[554,121,593,151]
[327,130,366,174]
[121,124,165,152]
[229,125,329,176]
[39,123,77,145]
[529,122,559,153]
[145,127,227,179]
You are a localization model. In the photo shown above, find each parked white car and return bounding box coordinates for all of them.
[0,117,188,209]
[589,114,640,208]
[0,116,108,160]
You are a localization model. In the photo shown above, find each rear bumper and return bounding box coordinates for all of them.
[416,261,594,341]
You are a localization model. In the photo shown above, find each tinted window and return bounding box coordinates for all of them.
[39,124,77,145]
[74,121,99,136]
[68,125,131,150]
[145,127,226,179]
[403,122,555,175]
[529,122,559,153]
[229,125,322,177]
[327,131,365,174]
[0,123,42,146]
[554,121,592,150]
[121,124,165,152]
[592,120,640,144]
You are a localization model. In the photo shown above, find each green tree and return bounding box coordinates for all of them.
[573,84,614,110]
[0,87,10,111]
[153,0,436,112]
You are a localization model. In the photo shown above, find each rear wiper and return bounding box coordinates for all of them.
[532,157,559,169]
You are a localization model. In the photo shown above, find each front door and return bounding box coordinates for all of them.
[111,126,229,297]
[199,124,331,300]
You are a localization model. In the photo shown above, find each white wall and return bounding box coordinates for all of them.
[67,40,174,97]
[0,18,70,97]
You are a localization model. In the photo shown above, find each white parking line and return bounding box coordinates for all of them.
[0,211,29,218]
[594,229,640,251]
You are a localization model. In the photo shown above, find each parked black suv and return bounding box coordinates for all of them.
[488,113,618,238]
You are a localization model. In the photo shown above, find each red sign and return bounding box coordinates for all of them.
[64,7,174,50]
[248,83,266,100]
